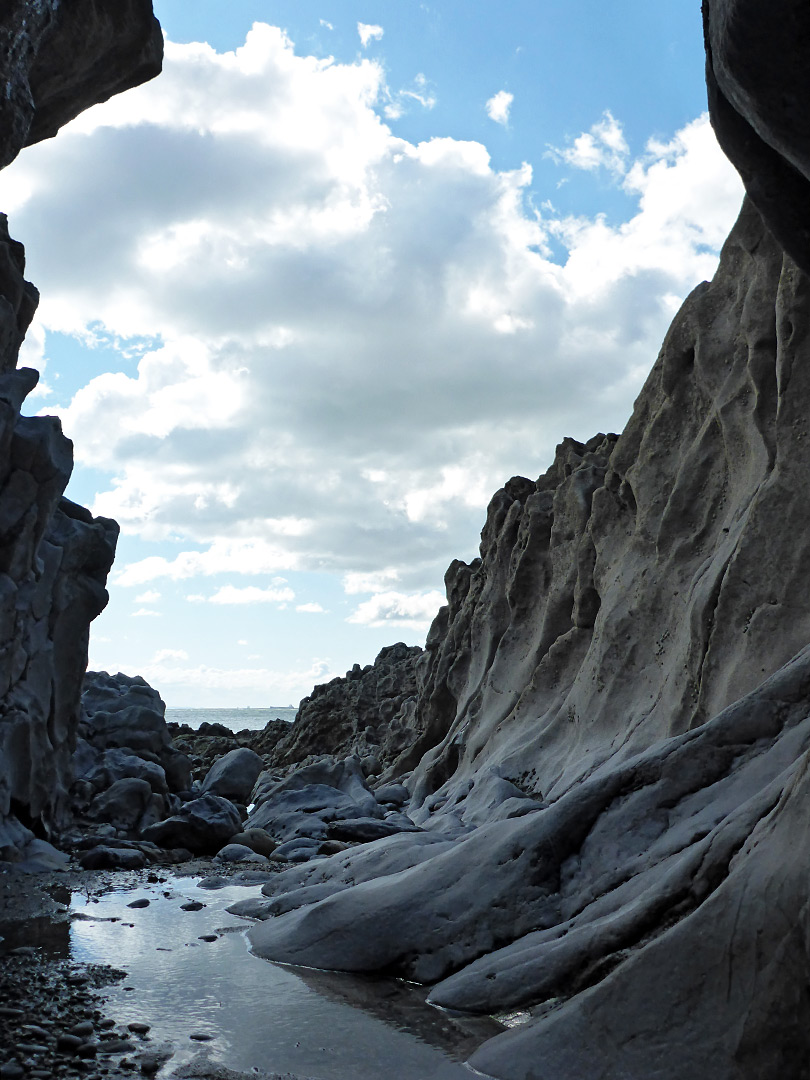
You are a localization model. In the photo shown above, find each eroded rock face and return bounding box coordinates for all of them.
[246,200,810,1076]
[0,2,162,849]
[269,643,423,774]
[410,198,808,817]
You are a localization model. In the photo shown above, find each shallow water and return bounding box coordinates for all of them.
[67,875,499,1079]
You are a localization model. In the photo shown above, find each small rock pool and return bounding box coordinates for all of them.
[65,873,499,1079]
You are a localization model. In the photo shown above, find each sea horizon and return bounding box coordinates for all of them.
[165,706,298,732]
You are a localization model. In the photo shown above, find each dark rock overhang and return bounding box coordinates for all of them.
[703,0,810,273]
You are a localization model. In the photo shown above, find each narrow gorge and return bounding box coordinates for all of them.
[2,2,810,1079]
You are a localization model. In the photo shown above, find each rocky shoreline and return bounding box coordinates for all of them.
[6,1,810,1078]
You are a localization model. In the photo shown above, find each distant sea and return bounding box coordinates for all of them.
[166,707,298,732]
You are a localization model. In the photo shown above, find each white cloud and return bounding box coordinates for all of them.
[320,19,334,31]
[139,657,338,694]
[358,22,384,47]
[132,608,161,617]
[153,648,189,662]
[486,90,514,126]
[135,589,161,604]
[343,568,400,594]
[0,26,744,616]
[548,110,630,175]
[296,602,325,613]
[208,584,296,605]
[347,589,446,629]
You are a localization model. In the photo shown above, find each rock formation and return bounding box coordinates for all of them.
[242,13,810,1071]
[703,0,810,273]
[0,2,162,857]
[268,643,423,774]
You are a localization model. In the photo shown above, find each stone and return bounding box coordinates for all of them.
[200,747,264,803]
[140,793,242,855]
[75,745,169,796]
[227,828,276,856]
[80,671,191,793]
[247,754,383,842]
[373,783,409,807]
[87,777,155,832]
[325,817,420,843]
[215,843,267,863]
[77,846,147,871]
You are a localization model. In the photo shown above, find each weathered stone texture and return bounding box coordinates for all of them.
[0,2,162,847]
[268,642,423,774]
[247,201,810,1077]
[0,0,162,170]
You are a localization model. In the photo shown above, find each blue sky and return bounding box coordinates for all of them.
[0,2,743,705]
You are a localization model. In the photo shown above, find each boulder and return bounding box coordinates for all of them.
[228,828,276,857]
[216,843,267,864]
[87,777,155,832]
[201,747,264,803]
[140,793,242,855]
[246,755,383,842]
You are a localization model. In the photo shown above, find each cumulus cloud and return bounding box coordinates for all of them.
[153,648,189,662]
[208,584,296,605]
[132,608,161,618]
[0,25,744,626]
[486,90,514,126]
[358,22,384,47]
[297,602,326,613]
[135,590,161,604]
[548,110,630,175]
[347,589,446,629]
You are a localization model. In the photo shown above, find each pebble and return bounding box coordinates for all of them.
[180,901,204,911]
[127,1022,151,1035]
[21,1025,51,1040]
[97,1039,136,1054]
[189,1032,213,1041]
[70,1021,95,1037]
[127,899,150,909]
[0,1063,24,1079]
[198,934,218,942]
[56,1033,84,1052]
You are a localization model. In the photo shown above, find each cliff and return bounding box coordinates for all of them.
[245,6,810,1075]
[0,1,162,854]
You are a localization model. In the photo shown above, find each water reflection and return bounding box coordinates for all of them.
[67,875,492,1079]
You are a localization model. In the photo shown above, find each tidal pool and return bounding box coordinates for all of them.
[68,874,500,1079]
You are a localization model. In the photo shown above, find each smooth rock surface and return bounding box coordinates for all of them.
[141,793,242,855]
[247,755,384,842]
[201,746,264,803]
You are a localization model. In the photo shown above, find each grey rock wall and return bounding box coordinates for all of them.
[409,197,810,816]
[246,199,810,1076]
[0,2,162,850]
